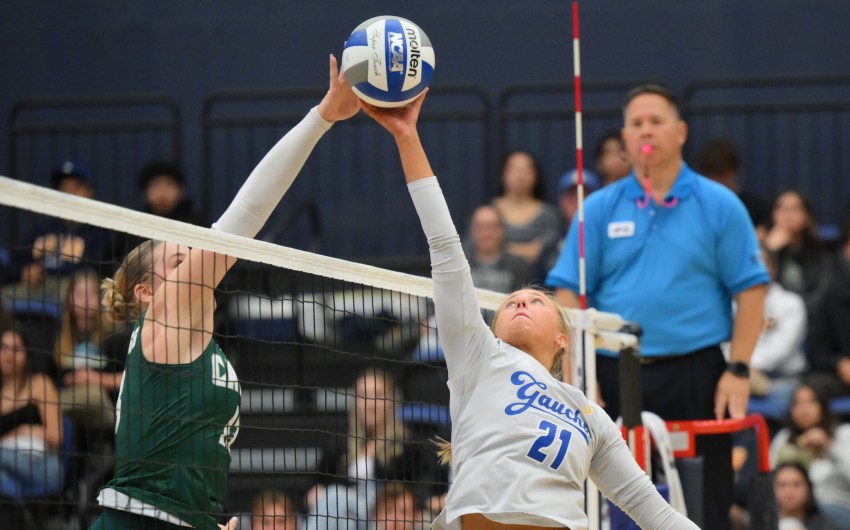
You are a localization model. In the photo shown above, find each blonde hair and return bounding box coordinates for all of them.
[101,239,161,322]
[348,367,406,471]
[54,268,116,370]
[437,287,573,466]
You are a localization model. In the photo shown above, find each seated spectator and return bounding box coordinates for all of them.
[770,384,850,529]
[490,150,562,266]
[806,218,850,402]
[370,482,425,530]
[765,188,834,314]
[698,138,770,237]
[54,268,122,431]
[137,159,206,226]
[465,205,534,293]
[251,489,298,530]
[2,160,111,305]
[593,130,631,186]
[555,168,602,230]
[305,368,445,530]
[540,168,601,276]
[0,327,64,499]
[748,246,808,414]
[775,462,839,530]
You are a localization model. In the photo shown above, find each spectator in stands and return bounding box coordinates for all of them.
[747,246,808,416]
[765,188,834,314]
[806,217,850,402]
[305,368,445,530]
[540,168,602,276]
[138,159,206,226]
[465,205,534,293]
[2,160,110,305]
[774,462,839,530]
[0,327,64,498]
[698,138,770,238]
[370,482,424,530]
[489,150,562,266]
[251,489,298,530]
[594,130,631,186]
[54,268,122,430]
[770,383,850,529]
[555,168,602,230]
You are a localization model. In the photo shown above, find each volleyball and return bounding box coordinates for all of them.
[341,16,435,108]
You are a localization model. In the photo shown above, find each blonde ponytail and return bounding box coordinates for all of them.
[101,239,159,322]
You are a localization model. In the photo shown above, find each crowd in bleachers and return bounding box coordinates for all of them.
[1,129,849,530]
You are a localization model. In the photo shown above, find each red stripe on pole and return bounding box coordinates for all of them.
[572,1,586,310]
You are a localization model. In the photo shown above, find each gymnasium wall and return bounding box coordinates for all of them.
[1,0,848,257]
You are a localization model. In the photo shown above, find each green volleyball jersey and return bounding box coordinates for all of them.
[102,315,241,530]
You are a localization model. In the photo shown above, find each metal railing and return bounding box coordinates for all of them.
[202,85,492,257]
[7,75,850,256]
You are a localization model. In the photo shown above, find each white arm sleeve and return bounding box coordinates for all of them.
[589,407,700,530]
[408,177,498,380]
[212,106,333,237]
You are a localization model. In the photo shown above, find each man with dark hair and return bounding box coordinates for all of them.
[548,83,769,529]
[138,159,206,226]
[594,130,632,186]
[698,138,769,237]
[3,160,109,303]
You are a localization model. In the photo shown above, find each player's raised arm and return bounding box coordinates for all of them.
[140,55,359,363]
[361,93,497,379]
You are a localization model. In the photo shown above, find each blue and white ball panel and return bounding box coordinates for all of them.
[398,18,435,91]
[341,16,435,108]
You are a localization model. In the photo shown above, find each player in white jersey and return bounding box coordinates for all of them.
[360,92,700,530]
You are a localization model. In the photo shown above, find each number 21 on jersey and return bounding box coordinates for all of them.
[526,419,573,470]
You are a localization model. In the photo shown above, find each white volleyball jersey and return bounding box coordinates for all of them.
[408,177,699,530]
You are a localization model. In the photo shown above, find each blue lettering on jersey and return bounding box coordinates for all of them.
[504,370,590,443]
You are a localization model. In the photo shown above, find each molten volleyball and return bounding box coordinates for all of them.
[341,16,435,108]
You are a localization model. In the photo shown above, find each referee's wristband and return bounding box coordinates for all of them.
[726,361,750,378]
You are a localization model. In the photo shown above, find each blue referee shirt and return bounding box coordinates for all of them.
[546,162,769,356]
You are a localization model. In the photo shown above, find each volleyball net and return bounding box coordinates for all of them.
[0,176,637,529]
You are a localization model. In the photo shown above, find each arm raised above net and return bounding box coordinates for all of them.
[146,55,360,365]
[361,93,497,379]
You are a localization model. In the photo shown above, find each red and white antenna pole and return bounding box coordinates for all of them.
[573,4,601,526]
[572,0,587,312]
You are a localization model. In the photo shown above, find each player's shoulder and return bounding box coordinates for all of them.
[555,379,605,417]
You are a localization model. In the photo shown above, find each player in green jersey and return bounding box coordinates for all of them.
[89,56,360,530]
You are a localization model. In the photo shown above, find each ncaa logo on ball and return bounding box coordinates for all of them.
[342,16,435,108]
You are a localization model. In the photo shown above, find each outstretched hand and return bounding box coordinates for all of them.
[360,90,433,183]
[359,89,428,142]
[316,54,360,123]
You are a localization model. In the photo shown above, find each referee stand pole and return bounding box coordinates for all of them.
[614,340,776,529]
[569,309,643,530]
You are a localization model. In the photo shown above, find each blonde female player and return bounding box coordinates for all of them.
[360,92,700,530]
[89,56,360,530]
